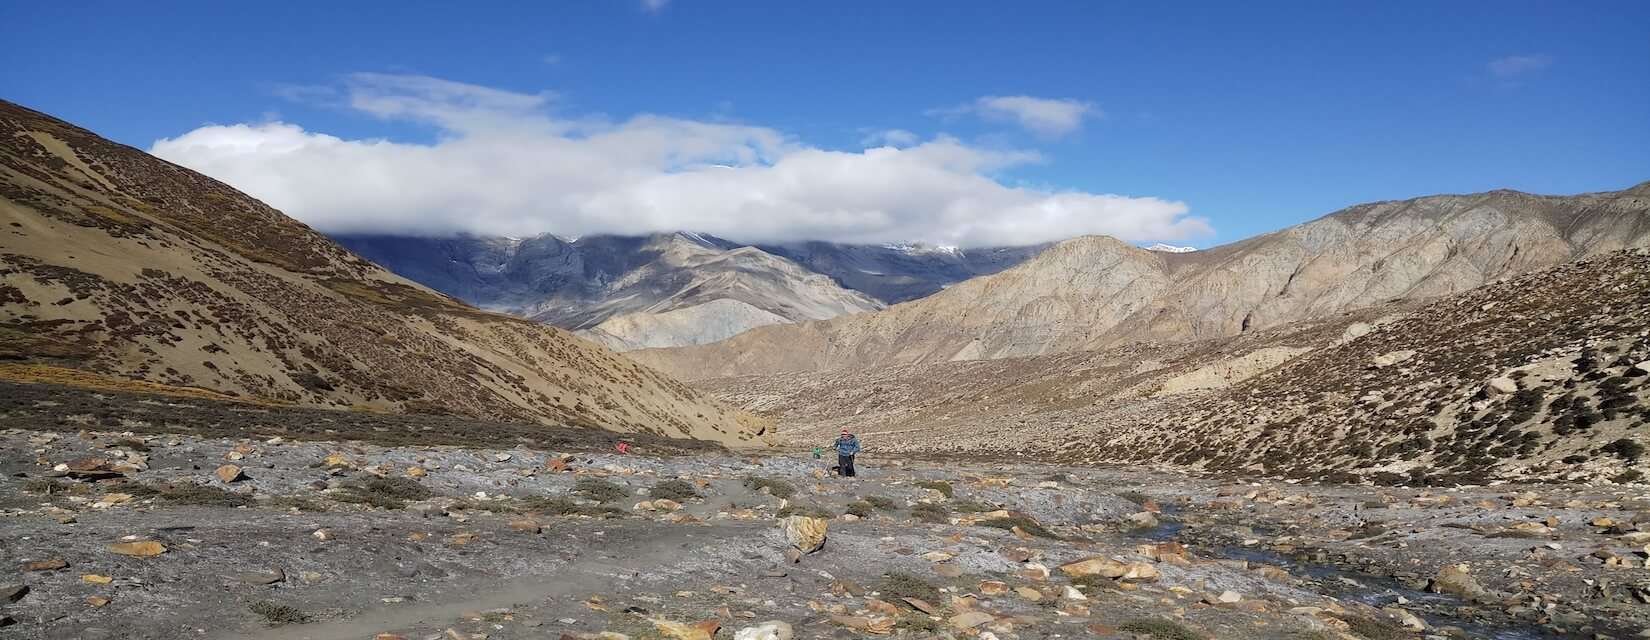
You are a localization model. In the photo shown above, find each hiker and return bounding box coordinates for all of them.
[832,429,861,478]
[616,440,631,455]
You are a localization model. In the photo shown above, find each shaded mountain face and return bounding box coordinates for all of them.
[0,100,764,443]
[754,241,1050,304]
[630,182,1650,380]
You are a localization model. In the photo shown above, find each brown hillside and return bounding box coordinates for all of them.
[0,99,765,443]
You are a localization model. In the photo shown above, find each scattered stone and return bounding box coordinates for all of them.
[1014,586,1043,601]
[653,618,721,640]
[949,610,995,630]
[831,615,894,635]
[1,584,27,603]
[82,574,113,584]
[237,568,286,585]
[22,558,69,572]
[86,596,111,608]
[903,597,939,615]
[1371,350,1417,368]
[108,541,167,557]
[215,464,245,483]
[1125,511,1159,529]
[509,519,542,534]
[1429,563,1493,602]
[313,528,335,541]
[1486,377,1518,395]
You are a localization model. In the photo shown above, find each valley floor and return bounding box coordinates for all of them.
[3,401,1649,639]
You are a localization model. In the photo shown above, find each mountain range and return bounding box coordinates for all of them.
[0,99,764,443]
[334,232,1047,350]
[631,182,1650,379]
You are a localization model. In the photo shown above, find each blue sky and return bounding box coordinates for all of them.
[6,1,1648,247]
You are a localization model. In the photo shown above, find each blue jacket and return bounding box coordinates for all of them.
[833,435,861,456]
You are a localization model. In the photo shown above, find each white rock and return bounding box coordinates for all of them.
[733,621,794,640]
[1486,377,1518,395]
[1371,350,1417,368]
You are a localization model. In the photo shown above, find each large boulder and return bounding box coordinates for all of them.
[781,516,828,554]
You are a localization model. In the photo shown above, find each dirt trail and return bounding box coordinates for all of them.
[231,522,764,640]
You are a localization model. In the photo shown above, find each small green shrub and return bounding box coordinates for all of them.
[649,479,699,502]
[877,572,940,602]
[157,483,252,507]
[845,501,875,518]
[950,499,997,513]
[896,614,938,632]
[516,495,625,518]
[1117,618,1205,640]
[249,601,310,625]
[915,480,954,497]
[978,515,1059,539]
[863,495,900,510]
[742,476,796,498]
[911,502,949,524]
[333,476,432,509]
[574,478,630,503]
[777,503,836,519]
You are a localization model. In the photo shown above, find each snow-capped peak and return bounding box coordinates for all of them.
[1145,243,1197,253]
[882,241,964,256]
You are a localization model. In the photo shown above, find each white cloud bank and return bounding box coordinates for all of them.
[151,74,1208,248]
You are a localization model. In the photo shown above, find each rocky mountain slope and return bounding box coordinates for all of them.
[0,99,764,443]
[706,249,1650,484]
[337,232,885,350]
[632,183,1650,379]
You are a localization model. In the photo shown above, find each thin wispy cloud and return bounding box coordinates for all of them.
[860,128,919,148]
[151,74,1208,248]
[932,95,1098,138]
[542,54,562,65]
[1488,54,1554,78]
[641,0,670,14]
